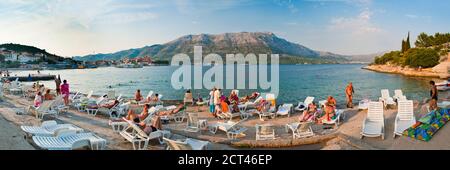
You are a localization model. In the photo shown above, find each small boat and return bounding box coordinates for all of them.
[436,78,450,91]
[115,63,143,68]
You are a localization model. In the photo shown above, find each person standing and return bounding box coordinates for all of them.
[429,81,438,111]
[55,75,62,95]
[345,82,355,108]
[60,80,70,106]
[213,88,221,117]
[209,88,216,114]
[135,89,143,102]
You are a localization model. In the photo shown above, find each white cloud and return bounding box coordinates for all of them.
[329,8,382,35]
[174,0,252,14]
[0,0,160,56]
[405,14,418,19]
[273,0,299,13]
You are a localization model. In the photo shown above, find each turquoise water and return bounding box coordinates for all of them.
[11,64,446,108]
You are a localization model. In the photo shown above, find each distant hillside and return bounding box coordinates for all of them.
[74,32,351,64]
[0,43,76,64]
[345,51,389,63]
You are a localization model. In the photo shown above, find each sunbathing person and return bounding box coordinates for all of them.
[318,96,337,124]
[138,115,163,135]
[34,92,43,107]
[156,104,185,116]
[229,91,239,104]
[44,89,54,100]
[135,89,143,102]
[123,104,151,122]
[147,93,160,103]
[299,102,317,122]
[87,99,119,109]
[240,92,260,103]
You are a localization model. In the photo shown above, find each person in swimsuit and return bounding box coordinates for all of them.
[345,82,354,108]
[429,81,438,111]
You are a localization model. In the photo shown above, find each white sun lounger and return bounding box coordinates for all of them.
[379,89,396,107]
[295,96,315,112]
[255,124,275,140]
[358,99,371,110]
[361,102,385,140]
[393,100,416,138]
[21,120,84,137]
[208,120,248,139]
[29,101,59,119]
[50,95,69,114]
[217,105,241,121]
[184,112,200,133]
[393,89,406,102]
[321,109,345,128]
[285,122,314,139]
[276,104,293,117]
[244,96,263,109]
[32,130,106,150]
[119,119,171,150]
[183,92,194,105]
[256,102,276,120]
[163,137,209,150]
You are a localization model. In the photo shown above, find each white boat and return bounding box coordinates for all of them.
[115,63,143,68]
[436,79,450,91]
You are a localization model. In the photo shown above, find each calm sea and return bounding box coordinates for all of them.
[11,64,446,108]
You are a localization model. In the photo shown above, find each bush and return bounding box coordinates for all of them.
[374,51,402,65]
[404,48,440,68]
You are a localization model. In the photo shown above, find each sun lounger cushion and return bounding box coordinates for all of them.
[403,108,450,141]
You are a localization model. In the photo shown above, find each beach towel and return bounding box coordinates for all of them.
[403,108,450,141]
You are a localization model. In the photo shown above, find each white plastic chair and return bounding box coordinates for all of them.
[276,104,293,117]
[285,122,314,139]
[32,131,106,150]
[379,89,395,107]
[393,100,416,138]
[21,120,83,137]
[295,96,315,112]
[361,102,385,140]
[255,124,275,140]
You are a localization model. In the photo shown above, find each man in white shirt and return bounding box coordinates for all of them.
[213,88,221,117]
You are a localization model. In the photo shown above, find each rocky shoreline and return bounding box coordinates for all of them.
[363,64,449,79]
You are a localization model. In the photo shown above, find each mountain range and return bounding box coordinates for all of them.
[73,32,377,64]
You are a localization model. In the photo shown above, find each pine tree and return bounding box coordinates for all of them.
[406,31,411,50]
[401,32,411,53]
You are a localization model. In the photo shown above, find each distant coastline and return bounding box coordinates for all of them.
[363,64,449,79]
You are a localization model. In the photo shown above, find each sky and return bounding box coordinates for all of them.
[0,0,449,57]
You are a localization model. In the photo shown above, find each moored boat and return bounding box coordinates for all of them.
[115,63,143,68]
[436,78,450,91]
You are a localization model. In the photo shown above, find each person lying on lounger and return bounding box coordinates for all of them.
[44,89,54,100]
[124,104,150,122]
[317,96,336,124]
[240,92,260,103]
[155,104,185,116]
[139,116,162,135]
[229,91,239,105]
[147,93,160,103]
[299,102,317,122]
[87,100,119,110]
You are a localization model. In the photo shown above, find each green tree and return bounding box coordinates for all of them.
[406,32,411,50]
[404,48,439,68]
[401,32,411,53]
[415,32,431,47]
